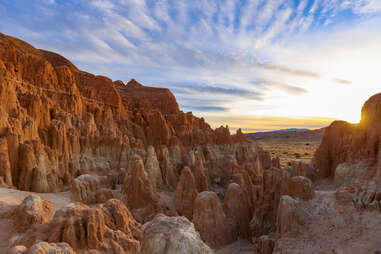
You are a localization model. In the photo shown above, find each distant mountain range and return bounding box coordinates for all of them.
[245,128,325,142]
[268,128,311,133]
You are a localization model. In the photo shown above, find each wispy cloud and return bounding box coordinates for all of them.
[183,106,229,112]
[333,78,352,85]
[1,0,380,129]
[168,83,263,100]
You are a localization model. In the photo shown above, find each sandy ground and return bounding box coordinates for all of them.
[0,182,380,254]
[275,188,381,254]
[0,188,72,253]
[0,188,72,211]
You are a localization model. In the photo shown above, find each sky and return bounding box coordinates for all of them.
[1,0,381,132]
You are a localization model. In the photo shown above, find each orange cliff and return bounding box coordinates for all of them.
[0,32,249,192]
[0,33,337,254]
[314,93,381,180]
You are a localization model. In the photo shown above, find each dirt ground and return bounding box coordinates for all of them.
[274,181,381,254]
[257,140,320,166]
[0,188,72,253]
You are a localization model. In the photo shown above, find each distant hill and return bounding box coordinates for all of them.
[246,128,325,142]
[271,128,310,132]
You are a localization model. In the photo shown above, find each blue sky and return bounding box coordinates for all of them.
[1,0,381,131]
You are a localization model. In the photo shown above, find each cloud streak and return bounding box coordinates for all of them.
[0,0,380,129]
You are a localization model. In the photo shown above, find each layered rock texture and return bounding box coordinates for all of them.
[0,33,295,253]
[8,199,142,253]
[5,33,380,254]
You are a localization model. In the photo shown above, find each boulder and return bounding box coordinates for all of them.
[13,194,54,231]
[141,214,213,254]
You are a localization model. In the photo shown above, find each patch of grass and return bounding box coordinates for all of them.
[256,139,321,167]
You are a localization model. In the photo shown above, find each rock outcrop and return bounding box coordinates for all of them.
[193,191,233,248]
[71,174,113,204]
[141,214,213,254]
[0,32,296,253]
[123,154,159,222]
[0,32,250,194]
[223,183,251,240]
[13,194,54,231]
[287,176,314,201]
[174,167,198,220]
[7,242,75,254]
[314,93,381,180]
[276,195,304,235]
[144,145,164,191]
[11,199,142,253]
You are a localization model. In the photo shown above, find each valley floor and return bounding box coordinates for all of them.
[1,178,380,254]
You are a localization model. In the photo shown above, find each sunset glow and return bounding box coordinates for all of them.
[2,0,381,131]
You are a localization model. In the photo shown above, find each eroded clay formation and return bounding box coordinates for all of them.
[1,33,380,254]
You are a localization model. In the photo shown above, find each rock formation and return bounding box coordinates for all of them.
[223,183,251,240]
[287,176,315,201]
[276,195,304,235]
[0,33,299,253]
[193,151,209,192]
[7,242,75,254]
[123,154,158,222]
[0,32,251,194]
[9,199,141,253]
[174,166,198,220]
[257,235,275,254]
[141,214,213,254]
[193,191,233,248]
[13,194,54,231]
[314,93,381,180]
[71,174,113,204]
[144,145,164,191]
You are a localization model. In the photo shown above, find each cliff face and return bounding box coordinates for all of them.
[314,93,381,180]
[0,33,299,253]
[0,32,249,192]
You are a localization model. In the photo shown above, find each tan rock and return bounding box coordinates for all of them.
[141,214,213,254]
[6,245,27,254]
[27,242,75,254]
[193,191,233,248]
[13,200,141,253]
[13,194,53,231]
[124,154,157,209]
[174,167,198,220]
[0,138,12,186]
[193,151,209,192]
[287,176,314,201]
[144,145,164,191]
[123,154,158,222]
[223,183,251,240]
[276,195,304,235]
[71,174,109,204]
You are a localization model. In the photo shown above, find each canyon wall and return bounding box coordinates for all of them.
[0,33,295,253]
